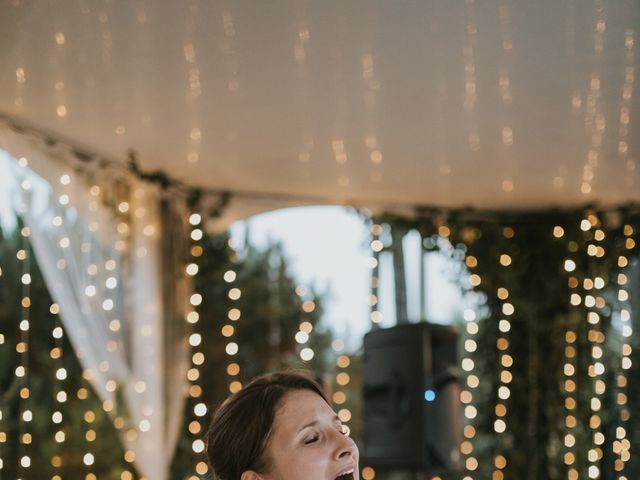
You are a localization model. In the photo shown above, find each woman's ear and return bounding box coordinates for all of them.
[240,471,264,480]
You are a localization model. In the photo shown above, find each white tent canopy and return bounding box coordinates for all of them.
[1,0,638,218]
[0,3,638,479]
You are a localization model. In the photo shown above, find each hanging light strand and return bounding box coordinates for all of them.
[461,243,480,479]
[115,186,137,477]
[73,381,94,480]
[335,353,352,434]
[50,172,73,473]
[184,212,209,479]
[328,337,352,439]
[295,286,315,363]
[614,224,634,477]
[492,226,516,478]
[497,0,515,194]
[50,302,65,479]
[183,0,203,169]
[0,255,5,474]
[617,29,636,183]
[369,223,383,327]
[222,257,242,395]
[17,158,32,475]
[557,221,579,479]
[580,0,606,197]
[462,0,480,153]
[82,384,97,480]
[584,213,606,480]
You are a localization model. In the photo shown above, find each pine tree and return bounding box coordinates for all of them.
[0,223,334,479]
[170,231,335,477]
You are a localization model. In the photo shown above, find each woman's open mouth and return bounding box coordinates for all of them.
[335,468,355,480]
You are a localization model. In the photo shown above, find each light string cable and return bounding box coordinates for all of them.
[294,285,316,364]
[185,211,209,479]
[492,226,516,479]
[334,352,352,438]
[462,0,481,154]
[222,238,242,396]
[557,222,580,480]
[613,224,635,477]
[358,219,382,480]
[49,300,65,480]
[0,209,5,478]
[583,212,607,480]
[16,157,32,476]
[369,223,383,328]
[69,171,99,480]
[612,25,636,480]
[49,170,75,476]
[459,225,480,479]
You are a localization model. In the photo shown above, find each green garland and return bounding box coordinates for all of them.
[377,205,640,480]
[0,224,334,479]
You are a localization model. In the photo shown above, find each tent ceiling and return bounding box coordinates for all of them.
[1,0,638,212]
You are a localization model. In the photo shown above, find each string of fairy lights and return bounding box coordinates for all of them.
[184,211,210,479]
[50,171,71,478]
[460,229,480,479]
[493,226,516,479]
[64,169,100,479]
[0,256,4,476]
[463,0,480,153]
[222,258,242,396]
[184,223,245,480]
[614,225,634,477]
[583,213,606,480]
[558,222,579,479]
[96,181,122,475]
[581,0,605,197]
[17,158,32,476]
[50,301,64,479]
[82,383,97,480]
[334,350,351,426]
[100,181,134,479]
[294,285,316,363]
[369,224,383,326]
[614,35,636,480]
[497,1,515,194]
[183,0,203,167]
[85,177,107,480]
[618,28,636,179]
[359,223,384,480]
[49,172,70,476]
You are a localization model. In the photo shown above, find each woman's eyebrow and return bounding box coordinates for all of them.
[298,415,341,433]
[298,420,319,433]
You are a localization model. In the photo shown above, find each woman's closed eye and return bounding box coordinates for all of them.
[304,434,319,445]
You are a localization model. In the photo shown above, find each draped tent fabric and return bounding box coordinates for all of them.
[1,0,639,212]
[0,122,191,480]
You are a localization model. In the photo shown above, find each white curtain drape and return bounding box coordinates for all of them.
[0,121,191,480]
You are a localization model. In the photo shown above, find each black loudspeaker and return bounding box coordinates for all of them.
[362,323,462,472]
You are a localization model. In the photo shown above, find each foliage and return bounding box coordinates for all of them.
[0,223,132,479]
[169,231,335,478]
[378,206,640,479]
[0,223,334,479]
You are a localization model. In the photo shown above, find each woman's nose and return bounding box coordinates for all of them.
[332,430,357,460]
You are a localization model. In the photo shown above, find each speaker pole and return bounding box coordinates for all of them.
[391,225,408,324]
[419,231,427,322]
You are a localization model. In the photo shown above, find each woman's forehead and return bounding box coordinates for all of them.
[274,390,333,429]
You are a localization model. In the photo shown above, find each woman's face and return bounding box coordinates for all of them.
[259,389,359,480]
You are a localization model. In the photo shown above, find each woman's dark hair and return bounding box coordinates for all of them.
[205,371,328,480]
